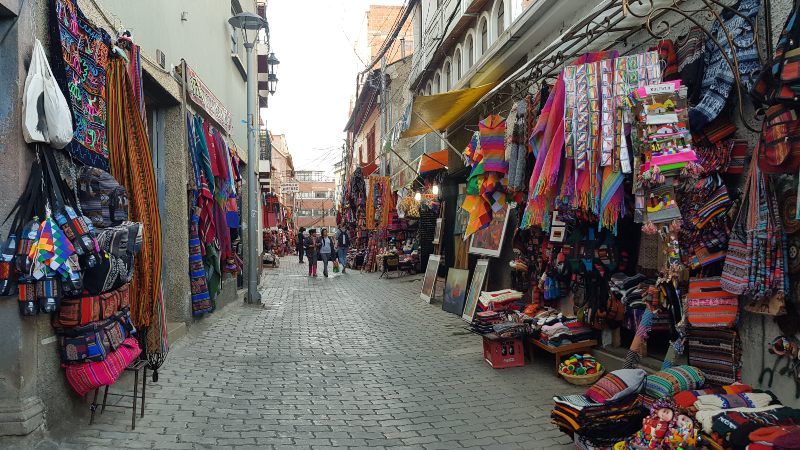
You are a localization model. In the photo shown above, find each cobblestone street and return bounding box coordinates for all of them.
[44,257,578,449]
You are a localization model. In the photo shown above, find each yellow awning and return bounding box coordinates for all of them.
[400,82,498,138]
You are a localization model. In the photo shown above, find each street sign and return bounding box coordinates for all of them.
[281,182,299,193]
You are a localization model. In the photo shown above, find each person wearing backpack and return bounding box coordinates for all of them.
[336,226,350,274]
[319,229,336,278]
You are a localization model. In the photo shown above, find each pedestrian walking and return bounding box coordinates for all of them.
[304,228,319,277]
[319,229,335,277]
[297,227,306,263]
[336,226,350,274]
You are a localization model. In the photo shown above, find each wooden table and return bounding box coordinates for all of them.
[531,339,598,375]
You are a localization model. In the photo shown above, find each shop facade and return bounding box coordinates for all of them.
[0,0,266,436]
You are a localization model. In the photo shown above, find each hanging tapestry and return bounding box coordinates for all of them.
[189,214,213,315]
[50,0,112,170]
[106,58,162,329]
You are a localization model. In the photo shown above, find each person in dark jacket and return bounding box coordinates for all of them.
[336,226,350,274]
[297,227,306,263]
[304,228,319,277]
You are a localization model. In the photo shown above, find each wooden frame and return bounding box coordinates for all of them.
[420,255,441,303]
[462,259,489,322]
[432,218,443,245]
[469,204,512,257]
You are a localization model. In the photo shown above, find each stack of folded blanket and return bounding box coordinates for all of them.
[672,383,753,409]
[552,369,648,447]
[478,289,523,310]
[540,319,595,347]
[470,311,504,334]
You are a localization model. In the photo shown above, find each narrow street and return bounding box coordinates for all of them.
[48,257,576,450]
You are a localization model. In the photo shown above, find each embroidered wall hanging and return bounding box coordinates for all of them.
[50,0,112,170]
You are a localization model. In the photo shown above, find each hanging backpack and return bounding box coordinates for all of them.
[76,166,129,229]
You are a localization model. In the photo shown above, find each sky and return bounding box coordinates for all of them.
[264,0,405,173]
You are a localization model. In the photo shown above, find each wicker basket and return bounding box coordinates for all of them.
[559,369,605,386]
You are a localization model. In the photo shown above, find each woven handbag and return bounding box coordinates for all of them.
[686,277,738,328]
[721,161,752,295]
[57,307,135,364]
[56,283,130,328]
[65,337,141,396]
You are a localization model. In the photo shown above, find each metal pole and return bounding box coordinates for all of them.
[379,55,387,176]
[245,41,261,305]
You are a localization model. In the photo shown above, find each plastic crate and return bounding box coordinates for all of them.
[482,336,525,369]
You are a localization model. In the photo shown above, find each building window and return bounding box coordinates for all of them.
[466,35,474,68]
[426,81,432,95]
[443,62,451,92]
[434,73,441,94]
[480,19,488,54]
[367,126,376,163]
[358,145,364,164]
[453,49,462,82]
[497,1,505,35]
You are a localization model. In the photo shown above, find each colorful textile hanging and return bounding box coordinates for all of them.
[479,115,508,216]
[106,58,162,329]
[599,165,625,233]
[189,214,213,316]
[50,0,112,170]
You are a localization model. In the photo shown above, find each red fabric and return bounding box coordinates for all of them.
[203,122,222,178]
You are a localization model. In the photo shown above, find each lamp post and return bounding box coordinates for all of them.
[229,11,268,305]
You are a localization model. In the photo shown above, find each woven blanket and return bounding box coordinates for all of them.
[687,328,741,385]
[644,365,705,399]
[189,214,212,316]
[50,0,111,169]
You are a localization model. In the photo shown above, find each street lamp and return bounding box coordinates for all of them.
[229,11,268,305]
[266,52,280,95]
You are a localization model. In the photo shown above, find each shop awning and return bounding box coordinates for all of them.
[418,150,448,174]
[362,161,378,178]
[400,82,498,139]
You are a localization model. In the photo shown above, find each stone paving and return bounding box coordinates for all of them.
[36,257,580,449]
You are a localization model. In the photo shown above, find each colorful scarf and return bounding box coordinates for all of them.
[50,0,112,169]
[106,58,162,329]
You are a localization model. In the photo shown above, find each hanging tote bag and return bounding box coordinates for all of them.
[22,39,73,148]
[721,151,755,294]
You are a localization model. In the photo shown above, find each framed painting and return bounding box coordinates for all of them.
[462,259,489,322]
[432,218,443,245]
[442,268,469,316]
[420,255,441,303]
[469,203,512,257]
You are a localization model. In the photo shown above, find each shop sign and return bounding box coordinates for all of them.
[281,182,299,193]
[184,64,232,132]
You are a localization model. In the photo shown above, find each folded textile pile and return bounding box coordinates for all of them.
[706,406,800,448]
[552,369,648,447]
[470,311,504,334]
[672,383,753,409]
[694,392,774,411]
[687,328,741,385]
[540,319,595,347]
[643,366,706,408]
[478,289,523,309]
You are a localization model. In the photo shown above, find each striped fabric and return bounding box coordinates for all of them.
[686,277,738,328]
[106,59,162,330]
[56,283,130,327]
[687,328,741,385]
[644,365,705,399]
[65,337,141,396]
[189,214,212,316]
